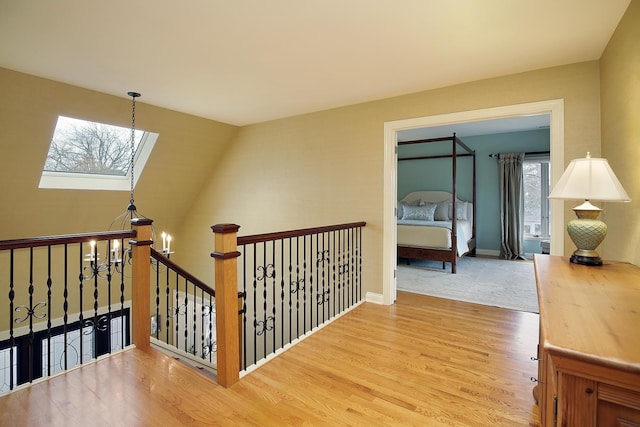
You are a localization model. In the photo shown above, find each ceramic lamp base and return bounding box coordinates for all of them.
[566,202,607,267]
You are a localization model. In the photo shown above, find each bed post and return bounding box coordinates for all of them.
[472,150,477,256]
[451,133,458,274]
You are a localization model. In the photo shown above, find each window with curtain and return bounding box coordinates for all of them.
[523,158,550,239]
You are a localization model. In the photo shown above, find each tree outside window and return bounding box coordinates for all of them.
[44,116,143,176]
[523,160,550,238]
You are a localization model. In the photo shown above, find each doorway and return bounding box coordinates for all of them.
[382,99,565,305]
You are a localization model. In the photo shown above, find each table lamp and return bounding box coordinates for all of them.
[548,152,630,266]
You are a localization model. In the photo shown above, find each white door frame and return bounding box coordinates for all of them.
[382,99,565,305]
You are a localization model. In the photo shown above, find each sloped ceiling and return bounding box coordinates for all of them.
[0,0,631,126]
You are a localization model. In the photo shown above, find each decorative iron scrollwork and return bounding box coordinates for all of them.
[202,303,215,317]
[14,302,47,324]
[202,337,217,358]
[316,289,330,305]
[316,250,330,265]
[83,315,110,334]
[256,264,276,281]
[255,316,276,336]
[290,278,305,294]
[338,263,350,275]
[168,303,188,318]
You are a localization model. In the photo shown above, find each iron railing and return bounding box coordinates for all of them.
[0,230,136,393]
[237,221,365,371]
[149,248,217,369]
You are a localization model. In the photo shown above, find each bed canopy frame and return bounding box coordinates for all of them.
[397,133,477,273]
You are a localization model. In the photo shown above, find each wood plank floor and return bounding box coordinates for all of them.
[0,292,540,426]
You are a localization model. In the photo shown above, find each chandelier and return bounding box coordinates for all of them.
[84,92,174,278]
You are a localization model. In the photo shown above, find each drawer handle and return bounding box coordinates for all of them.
[530,356,540,361]
[530,377,545,384]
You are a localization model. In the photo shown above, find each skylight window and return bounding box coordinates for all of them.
[39,116,158,191]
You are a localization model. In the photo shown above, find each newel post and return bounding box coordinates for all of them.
[131,218,154,350]
[211,224,241,387]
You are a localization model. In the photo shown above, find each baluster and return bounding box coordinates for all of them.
[27,248,34,383]
[320,233,324,322]
[302,235,308,334]
[200,287,205,360]
[175,274,180,350]
[344,228,349,310]
[304,234,318,329]
[192,282,197,357]
[183,276,188,353]
[207,290,214,363]
[271,240,276,356]
[296,236,301,337]
[106,240,113,352]
[9,249,15,390]
[242,245,247,371]
[280,238,285,349]
[262,242,267,360]
[92,241,100,360]
[252,243,257,366]
[165,258,170,344]
[358,227,362,300]
[288,237,294,344]
[78,243,84,365]
[349,228,356,306]
[63,244,69,371]
[289,236,304,342]
[119,243,126,350]
[46,245,52,376]
[332,230,337,317]
[338,230,342,315]
[155,254,160,340]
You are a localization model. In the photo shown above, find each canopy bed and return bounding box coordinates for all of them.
[397,134,476,273]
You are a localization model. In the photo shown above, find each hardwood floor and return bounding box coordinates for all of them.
[0,292,540,426]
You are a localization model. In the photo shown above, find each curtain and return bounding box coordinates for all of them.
[498,152,526,260]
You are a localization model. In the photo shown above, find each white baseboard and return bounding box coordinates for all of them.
[366,292,384,304]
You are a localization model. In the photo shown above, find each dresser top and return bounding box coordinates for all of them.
[534,254,640,374]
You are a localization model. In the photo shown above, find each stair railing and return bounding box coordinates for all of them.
[211,221,366,387]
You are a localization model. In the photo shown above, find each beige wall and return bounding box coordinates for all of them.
[600,0,640,266]
[179,62,603,293]
[4,44,633,298]
[0,67,239,240]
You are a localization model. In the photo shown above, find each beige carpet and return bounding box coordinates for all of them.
[397,256,539,313]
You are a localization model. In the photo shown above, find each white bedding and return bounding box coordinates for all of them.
[397,191,473,256]
[397,219,471,255]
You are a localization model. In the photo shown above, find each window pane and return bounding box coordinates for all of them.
[524,162,542,236]
[44,116,143,176]
[41,328,94,377]
[0,346,18,393]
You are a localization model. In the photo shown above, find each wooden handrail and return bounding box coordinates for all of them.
[0,230,136,250]
[150,248,215,297]
[237,221,366,246]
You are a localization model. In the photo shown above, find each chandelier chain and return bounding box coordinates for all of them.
[128,93,138,207]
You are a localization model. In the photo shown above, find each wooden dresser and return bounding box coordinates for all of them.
[533,255,640,426]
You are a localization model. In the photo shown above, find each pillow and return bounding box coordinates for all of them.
[448,200,468,220]
[434,200,449,221]
[402,203,436,221]
[398,199,420,219]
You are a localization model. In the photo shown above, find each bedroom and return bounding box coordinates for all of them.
[396,116,551,272]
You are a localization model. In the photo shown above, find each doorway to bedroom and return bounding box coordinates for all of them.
[382,99,565,305]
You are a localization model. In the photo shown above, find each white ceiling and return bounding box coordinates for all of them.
[0,0,631,126]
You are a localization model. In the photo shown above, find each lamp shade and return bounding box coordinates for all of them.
[548,154,630,202]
